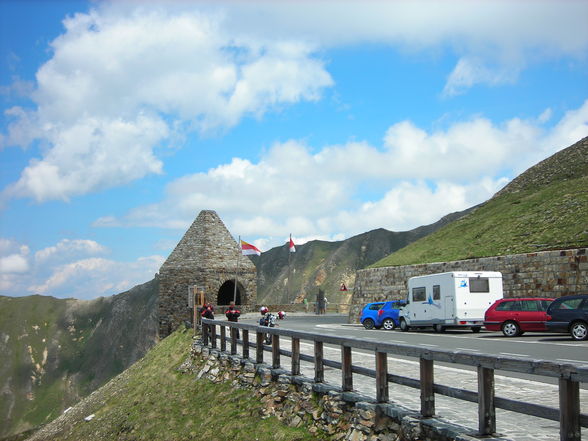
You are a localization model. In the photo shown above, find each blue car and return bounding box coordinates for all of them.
[360,300,406,330]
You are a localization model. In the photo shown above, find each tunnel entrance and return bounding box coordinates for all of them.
[217,280,243,305]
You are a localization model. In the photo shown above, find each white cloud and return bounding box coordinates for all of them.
[0,237,164,299]
[105,99,588,251]
[35,239,107,263]
[3,1,587,203]
[2,5,333,202]
[443,57,520,97]
[28,255,164,300]
[0,254,29,274]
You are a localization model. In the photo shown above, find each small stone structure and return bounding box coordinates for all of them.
[158,210,256,337]
[350,248,587,322]
[181,341,481,441]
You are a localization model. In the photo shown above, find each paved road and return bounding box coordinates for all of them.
[241,314,588,385]
[234,313,587,440]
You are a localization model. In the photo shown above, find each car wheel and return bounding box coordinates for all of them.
[471,326,481,333]
[382,318,396,330]
[570,321,588,341]
[399,319,409,332]
[433,324,445,333]
[363,318,375,330]
[501,321,520,337]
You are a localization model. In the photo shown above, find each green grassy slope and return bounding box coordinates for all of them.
[25,327,323,441]
[373,137,588,268]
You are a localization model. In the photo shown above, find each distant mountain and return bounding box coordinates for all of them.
[255,208,473,305]
[373,136,588,268]
[0,280,158,439]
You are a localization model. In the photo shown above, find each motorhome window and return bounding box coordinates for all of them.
[433,285,440,300]
[469,277,489,292]
[369,303,384,310]
[412,287,426,302]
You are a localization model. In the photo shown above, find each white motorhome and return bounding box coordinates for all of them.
[399,271,504,332]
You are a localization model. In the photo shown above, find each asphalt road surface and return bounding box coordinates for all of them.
[240,313,588,386]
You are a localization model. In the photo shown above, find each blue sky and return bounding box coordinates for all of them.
[1,0,587,300]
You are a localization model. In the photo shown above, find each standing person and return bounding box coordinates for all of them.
[303,298,309,313]
[225,301,241,338]
[201,302,214,320]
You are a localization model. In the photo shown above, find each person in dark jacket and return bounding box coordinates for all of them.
[201,303,214,320]
[225,301,241,338]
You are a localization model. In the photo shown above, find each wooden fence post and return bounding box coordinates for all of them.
[314,341,324,383]
[220,325,226,352]
[230,327,237,355]
[342,345,353,392]
[559,378,580,441]
[420,358,435,417]
[210,324,217,349]
[291,337,300,375]
[272,335,281,369]
[375,352,389,403]
[478,366,496,435]
[242,329,249,360]
[256,331,264,364]
[202,322,209,346]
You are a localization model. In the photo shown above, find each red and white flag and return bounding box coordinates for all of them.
[289,236,296,253]
[240,240,261,256]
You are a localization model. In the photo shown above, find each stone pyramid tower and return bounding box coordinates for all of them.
[158,210,256,337]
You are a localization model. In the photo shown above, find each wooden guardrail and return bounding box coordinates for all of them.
[201,319,588,441]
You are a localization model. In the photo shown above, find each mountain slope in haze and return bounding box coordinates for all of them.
[0,280,159,439]
[373,136,588,268]
[255,208,473,305]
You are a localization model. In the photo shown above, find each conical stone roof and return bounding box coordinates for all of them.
[160,210,255,272]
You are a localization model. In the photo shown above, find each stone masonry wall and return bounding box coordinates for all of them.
[180,341,481,441]
[350,248,587,322]
[158,210,257,337]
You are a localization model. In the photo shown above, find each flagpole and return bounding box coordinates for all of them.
[287,234,292,304]
[233,235,240,304]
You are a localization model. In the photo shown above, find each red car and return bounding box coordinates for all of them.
[484,298,554,337]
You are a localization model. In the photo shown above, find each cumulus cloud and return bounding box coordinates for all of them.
[3,1,587,204]
[103,99,588,250]
[28,255,164,300]
[35,239,107,263]
[0,237,164,299]
[1,5,333,202]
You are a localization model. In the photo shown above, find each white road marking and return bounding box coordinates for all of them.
[419,343,438,347]
[456,348,480,352]
[500,352,528,357]
[556,358,587,364]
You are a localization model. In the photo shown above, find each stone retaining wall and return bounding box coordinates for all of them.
[350,248,587,322]
[181,341,482,441]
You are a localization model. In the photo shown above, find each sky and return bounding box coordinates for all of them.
[0,0,587,300]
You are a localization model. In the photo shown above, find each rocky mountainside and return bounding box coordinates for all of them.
[0,280,158,439]
[255,208,473,305]
[495,136,588,197]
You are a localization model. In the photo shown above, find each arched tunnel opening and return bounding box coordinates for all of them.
[217,280,243,305]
